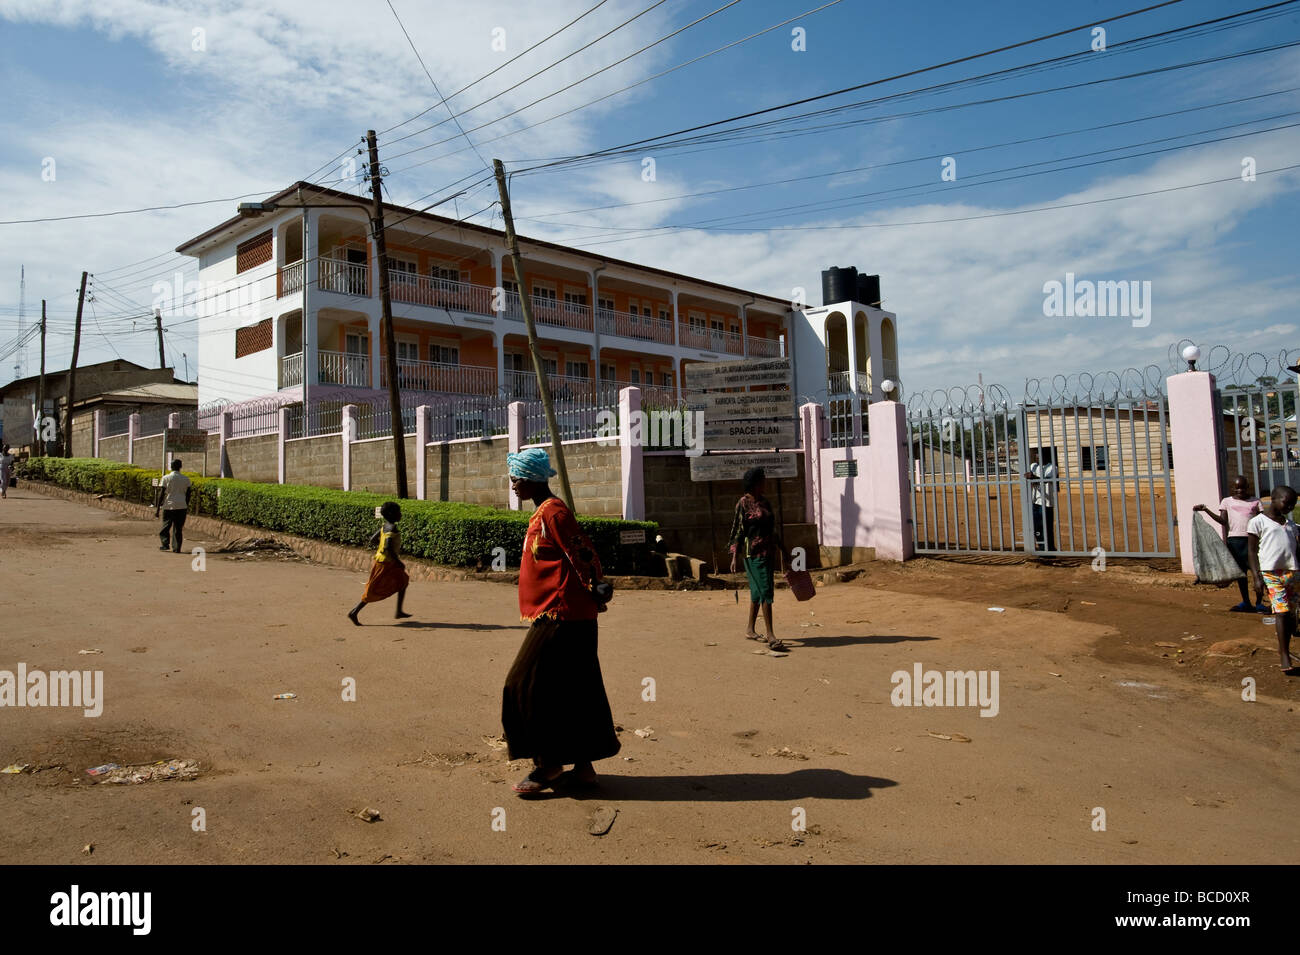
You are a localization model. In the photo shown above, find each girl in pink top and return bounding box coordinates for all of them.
[1194,476,1265,612]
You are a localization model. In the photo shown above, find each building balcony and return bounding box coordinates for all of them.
[505,370,596,402]
[596,308,675,346]
[679,325,744,355]
[389,273,493,314]
[501,293,594,333]
[278,257,370,300]
[746,335,783,358]
[380,358,497,396]
[279,350,370,388]
[828,371,872,395]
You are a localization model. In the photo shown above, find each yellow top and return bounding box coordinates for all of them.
[374,528,399,563]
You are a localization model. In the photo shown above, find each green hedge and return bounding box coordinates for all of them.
[21,457,656,573]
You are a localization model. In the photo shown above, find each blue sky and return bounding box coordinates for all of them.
[0,0,1297,396]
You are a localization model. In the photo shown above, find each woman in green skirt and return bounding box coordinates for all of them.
[728,467,788,651]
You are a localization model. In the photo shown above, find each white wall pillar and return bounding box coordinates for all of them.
[619,386,645,521]
[415,404,429,500]
[867,399,914,561]
[304,209,319,387]
[1168,370,1222,574]
[93,408,103,458]
[507,400,525,510]
[800,402,826,538]
[127,413,139,465]
[219,411,233,478]
[341,404,356,492]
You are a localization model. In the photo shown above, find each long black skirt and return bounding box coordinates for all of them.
[502,617,621,766]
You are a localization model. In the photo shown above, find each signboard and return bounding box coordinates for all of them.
[833,460,858,478]
[686,392,795,421]
[619,529,647,544]
[702,419,798,450]
[689,452,798,482]
[3,398,31,444]
[163,428,207,453]
[684,357,792,391]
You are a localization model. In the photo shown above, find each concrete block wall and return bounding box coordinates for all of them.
[351,435,418,496]
[428,435,512,509]
[523,440,623,516]
[642,453,808,562]
[285,435,343,489]
[133,435,165,473]
[224,433,279,484]
[98,434,130,463]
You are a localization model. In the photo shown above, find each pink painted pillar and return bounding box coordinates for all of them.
[800,402,825,538]
[92,408,103,458]
[127,413,139,465]
[277,407,289,484]
[168,412,180,429]
[507,400,525,510]
[619,386,644,521]
[1168,370,1222,574]
[341,404,356,492]
[415,404,429,500]
[965,457,974,490]
[867,399,914,561]
[219,412,233,478]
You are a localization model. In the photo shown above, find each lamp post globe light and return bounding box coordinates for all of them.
[1181,344,1201,372]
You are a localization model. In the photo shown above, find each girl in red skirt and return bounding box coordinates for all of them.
[347,501,412,625]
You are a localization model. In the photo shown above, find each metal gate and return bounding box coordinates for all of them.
[1202,343,1300,497]
[908,368,1176,557]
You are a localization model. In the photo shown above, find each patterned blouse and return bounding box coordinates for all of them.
[729,493,777,560]
[519,497,604,622]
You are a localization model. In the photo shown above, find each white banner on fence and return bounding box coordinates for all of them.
[686,391,795,420]
[702,418,798,450]
[684,357,792,391]
[689,451,798,482]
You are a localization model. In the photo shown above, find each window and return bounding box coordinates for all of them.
[542,358,557,376]
[600,363,617,382]
[689,311,705,329]
[1080,445,1108,471]
[1166,443,1174,469]
[236,230,272,273]
[505,353,525,372]
[234,318,272,358]
[533,285,557,301]
[630,368,640,385]
[598,296,616,312]
[396,340,420,362]
[390,258,417,283]
[643,306,652,319]
[662,372,673,388]
[564,291,587,308]
[431,264,459,286]
[565,360,589,379]
[502,278,519,296]
[659,308,671,324]
[430,343,459,365]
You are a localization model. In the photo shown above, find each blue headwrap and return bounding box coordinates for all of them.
[507,448,557,482]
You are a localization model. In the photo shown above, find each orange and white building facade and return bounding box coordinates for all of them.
[176,182,792,411]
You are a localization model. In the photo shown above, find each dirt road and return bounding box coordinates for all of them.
[1,486,1296,864]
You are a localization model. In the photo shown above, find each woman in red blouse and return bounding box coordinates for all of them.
[502,448,619,795]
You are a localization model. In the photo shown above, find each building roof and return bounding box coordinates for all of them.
[0,358,155,394]
[175,181,793,311]
[73,382,199,408]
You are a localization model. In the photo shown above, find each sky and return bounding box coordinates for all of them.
[0,0,1297,399]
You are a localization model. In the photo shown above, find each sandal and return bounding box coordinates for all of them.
[745,632,765,641]
[512,767,562,795]
[765,638,790,652]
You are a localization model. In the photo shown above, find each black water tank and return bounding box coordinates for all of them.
[857,273,881,307]
[821,266,858,305]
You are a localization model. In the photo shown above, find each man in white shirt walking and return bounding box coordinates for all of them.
[1247,484,1300,674]
[154,459,192,554]
[1027,448,1058,552]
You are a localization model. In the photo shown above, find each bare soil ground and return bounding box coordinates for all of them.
[1,486,1296,864]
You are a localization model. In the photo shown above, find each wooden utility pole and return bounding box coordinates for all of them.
[366,129,408,498]
[155,309,166,369]
[492,158,575,512]
[64,272,87,458]
[36,299,46,456]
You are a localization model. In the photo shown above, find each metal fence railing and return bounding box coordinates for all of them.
[138,408,170,437]
[103,409,131,437]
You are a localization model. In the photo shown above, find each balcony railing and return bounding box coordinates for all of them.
[505,370,600,401]
[389,273,494,314]
[746,335,783,358]
[277,260,305,298]
[320,350,371,387]
[680,326,743,354]
[501,293,594,332]
[596,308,675,345]
[281,352,304,388]
[828,371,873,395]
[380,358,497,395]
[319,258,370,297]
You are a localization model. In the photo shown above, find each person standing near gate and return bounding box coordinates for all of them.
[1194,476,1266,612]
[0,444,13,500]
[153,459,191,553]
[729,467,789,652]
[1247,484,1300,674]
[1027,448,1057,552]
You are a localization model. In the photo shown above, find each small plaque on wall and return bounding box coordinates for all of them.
[833,460,858,478]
